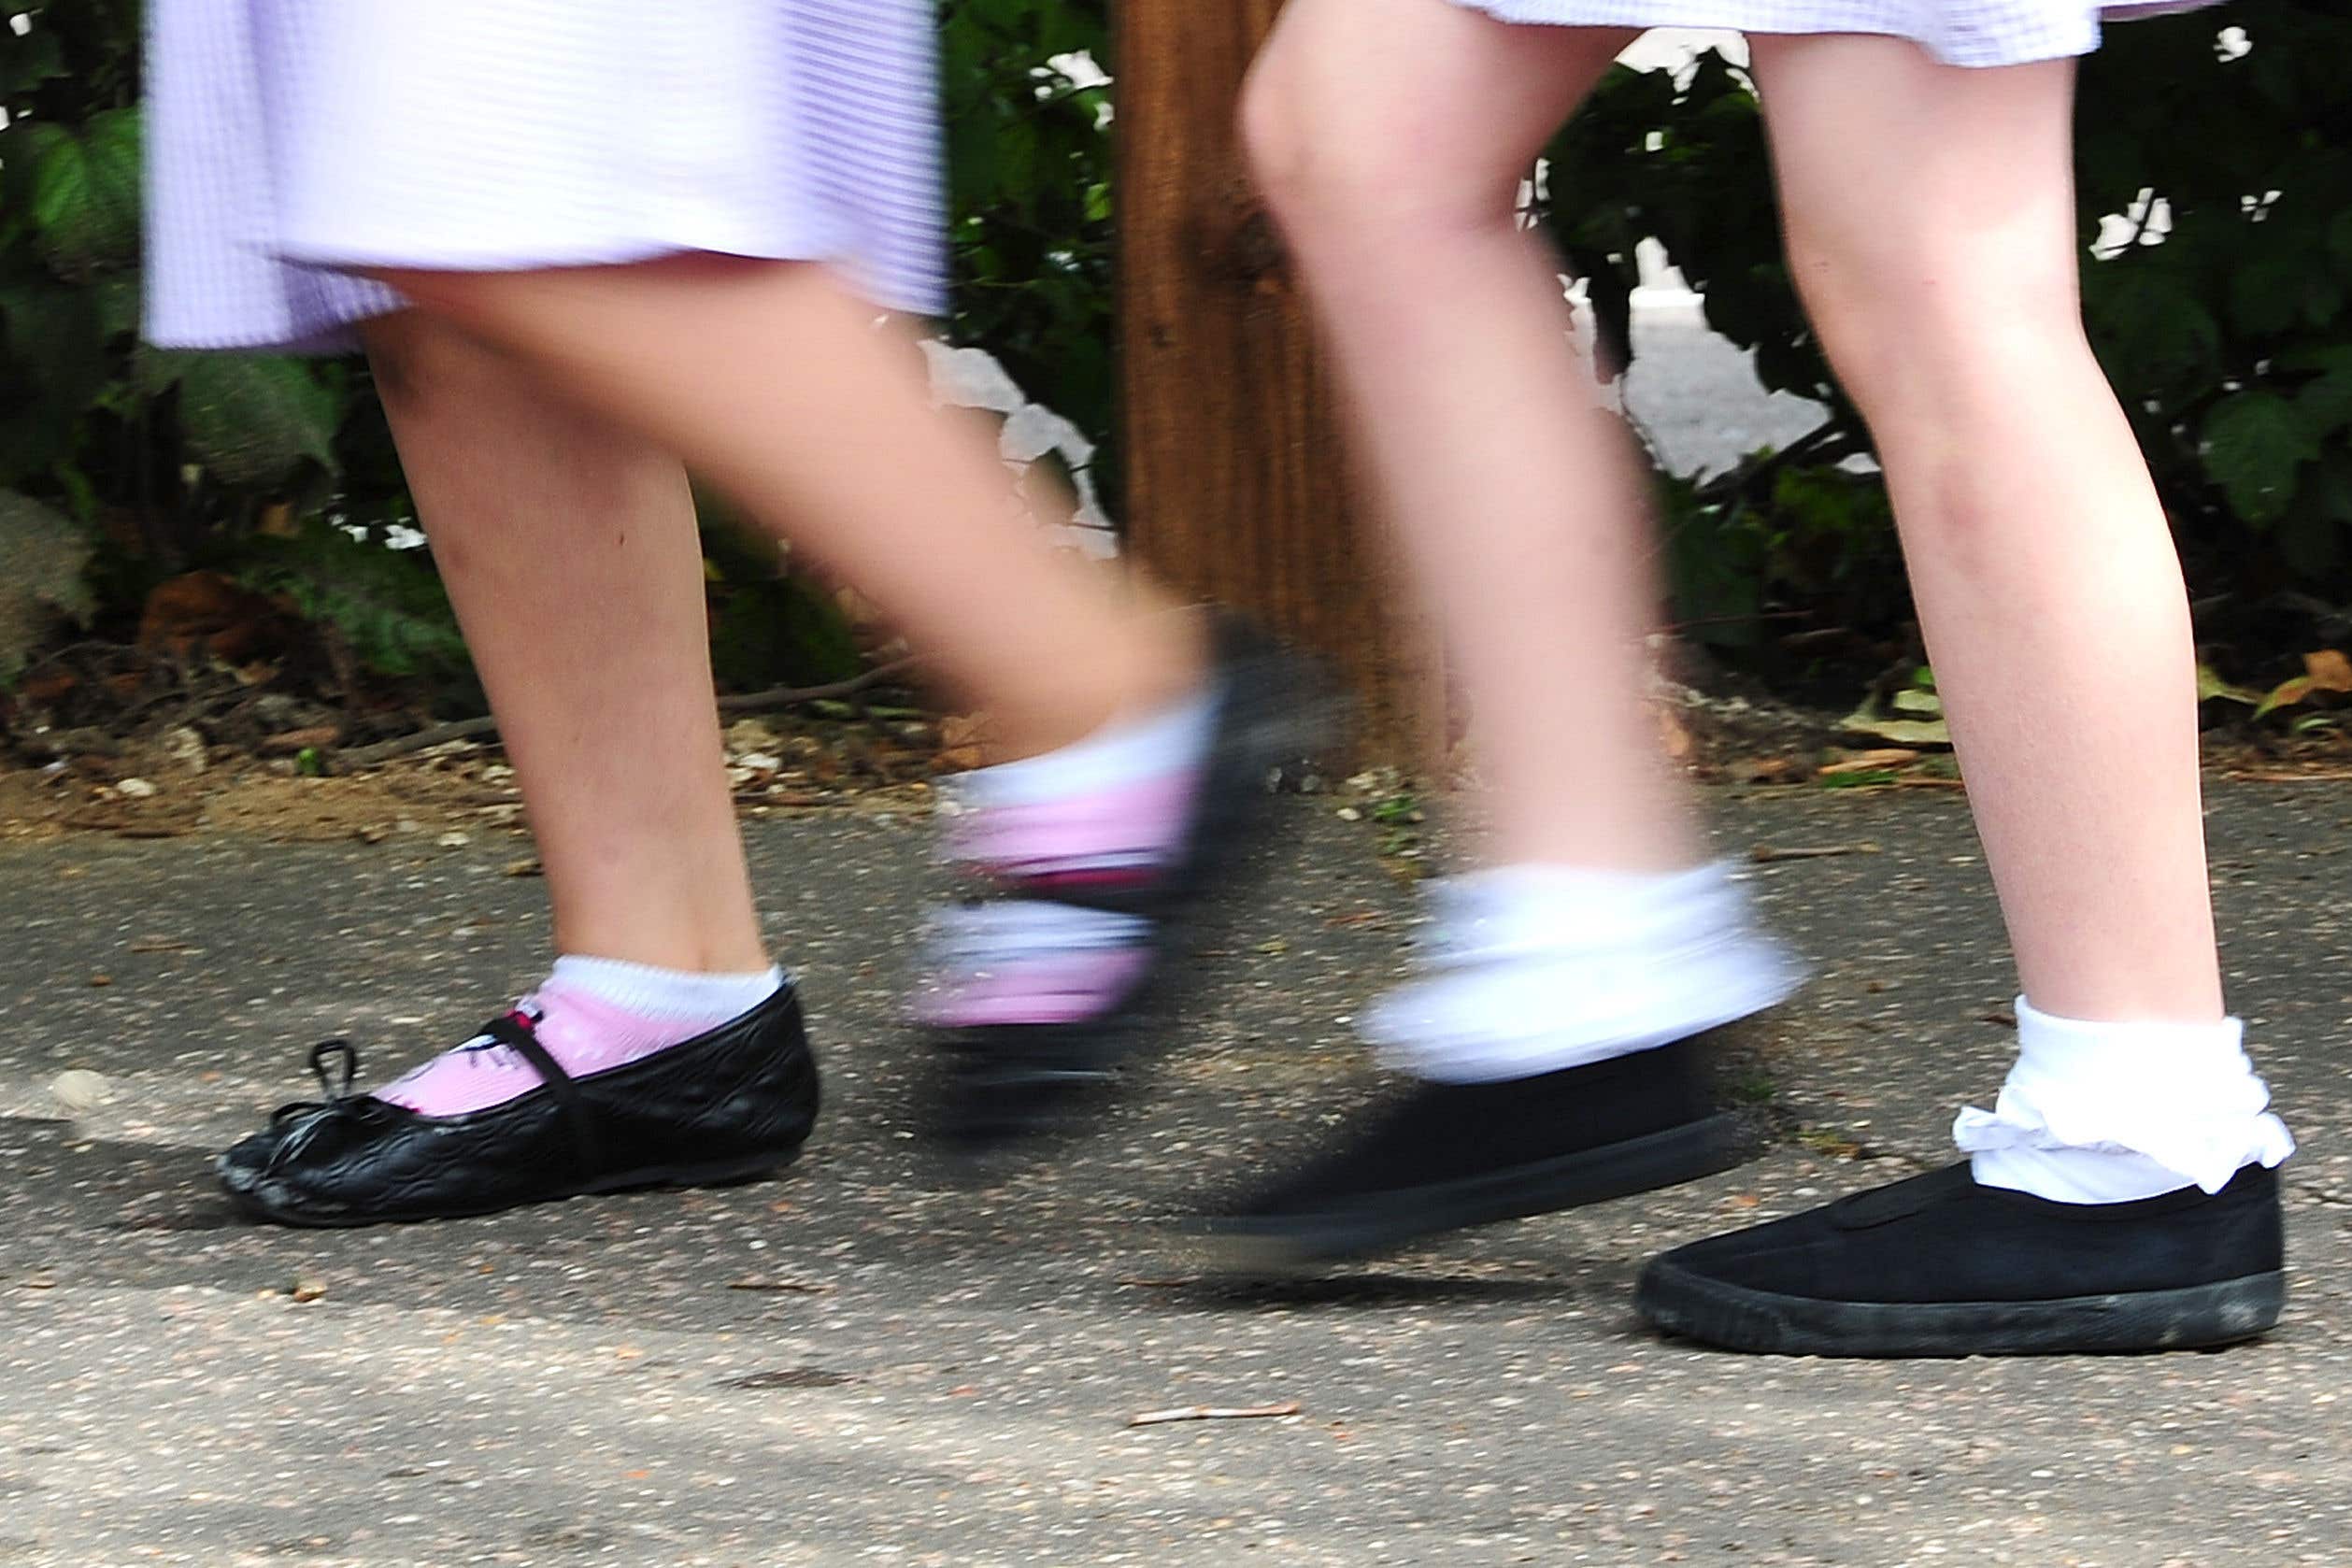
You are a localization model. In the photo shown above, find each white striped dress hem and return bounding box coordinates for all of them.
[1447,0,2226,68]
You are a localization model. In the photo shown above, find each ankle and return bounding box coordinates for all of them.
[989,607,1211,763]
[549,921,769,978]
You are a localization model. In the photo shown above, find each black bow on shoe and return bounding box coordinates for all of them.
[262,1039,399,1174]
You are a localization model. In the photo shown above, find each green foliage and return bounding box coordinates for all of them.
[697,513,865,691]
[0,487,93,679]
[232,522,473,685]
[939,0,1117,509]
[1539,2,2352,651]
[7,0,2340,710]
[0,0,1102,701]
[2081,5,2352,586]
[2,3,346,574]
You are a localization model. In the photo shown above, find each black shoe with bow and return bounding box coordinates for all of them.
[217,985,820,1227]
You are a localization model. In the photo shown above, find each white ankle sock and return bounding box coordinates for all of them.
[1367,862,1803,1083]
[1956,997,2295,1204]
[953,685,1219,809]
[549,955,784,1020]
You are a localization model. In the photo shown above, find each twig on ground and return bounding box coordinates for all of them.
[1127,1402,1301,1428]
[725,1277,834,1295]
[1749,843,1882,863]
[338,657,923,767]
[716,656,920,717]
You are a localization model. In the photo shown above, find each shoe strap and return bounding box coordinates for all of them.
[482,1013,605,1176]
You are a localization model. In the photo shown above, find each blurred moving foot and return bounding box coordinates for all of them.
[920,615,1333,1157]
[1190,1030,1750,1274]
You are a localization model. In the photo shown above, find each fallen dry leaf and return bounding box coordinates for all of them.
[1818,749,1919,777]
[1656,705,1695,763]
[260,726,343,756]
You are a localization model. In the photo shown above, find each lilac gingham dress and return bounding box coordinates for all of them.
[144,1,946,354]
[1450,0,2223,66]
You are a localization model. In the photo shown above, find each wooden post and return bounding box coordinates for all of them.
[1117,3,1442,767]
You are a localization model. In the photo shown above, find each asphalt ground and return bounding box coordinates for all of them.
[0,783,2345,1566]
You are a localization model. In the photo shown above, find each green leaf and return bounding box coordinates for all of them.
[0,121,68,242]
[92,275,143,341]
[2330,207,2352,267]
[2197,664,2260,706]
[235,524,471,682]
[2288,346,2352,439]
[174,356,341,486]
[0,489,94,683]
[2202,391,2319,525]
[2230,254,2309,338]
[2085,262,2222,394]
[0,279,108,411]
[2276,446,2352,579]
[30,107,142,278]
[1840,712,1951,748]
[0,29,67,97]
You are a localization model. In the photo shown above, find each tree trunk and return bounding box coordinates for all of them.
[1116,2,1444,767]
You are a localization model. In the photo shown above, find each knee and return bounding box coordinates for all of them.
[358,308,507,421]
[1237,50,1515,250]
[1790,242,2088,431]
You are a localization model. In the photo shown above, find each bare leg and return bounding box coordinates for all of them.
[1241,0,1695,871]
[360,311,766,975]
[1749,37,2222,1022]
[367,260,1204,762]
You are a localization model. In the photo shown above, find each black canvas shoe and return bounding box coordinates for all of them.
[1189,1032,1750,1273]
[1637,1161,2285,1357]
[925,616,1336,1155]
[218,985,820,1227]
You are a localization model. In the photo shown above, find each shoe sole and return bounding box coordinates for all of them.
[1187,1111,1749,1276]
[221,1147,802,1230]
[1635,1260,2287,1357]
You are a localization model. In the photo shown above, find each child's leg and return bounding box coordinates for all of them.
[1747,36,2219,1025]
[1241,0,1697,874]
[359,259,1316,1156]
[1637,38,2288,1358]
[360,312,765,976]
[221,314,817,1226]
[1202,1,1800,1268]
[367,258,1205,763]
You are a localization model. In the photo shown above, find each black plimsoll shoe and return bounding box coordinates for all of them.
[218,986,820,1227]
[1189,1032,1750,1274]
[924,616,1336,1156]
[1637,1161,2285,1357]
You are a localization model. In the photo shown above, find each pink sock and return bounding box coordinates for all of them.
[923,687,1217,1028]
[378,958,783,1119]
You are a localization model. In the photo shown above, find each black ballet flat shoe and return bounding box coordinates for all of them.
[1188,1031,1751,1275]
[1636,1161,2286,1357]
[925,616,1338,1158]
[218,985,820,1227]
